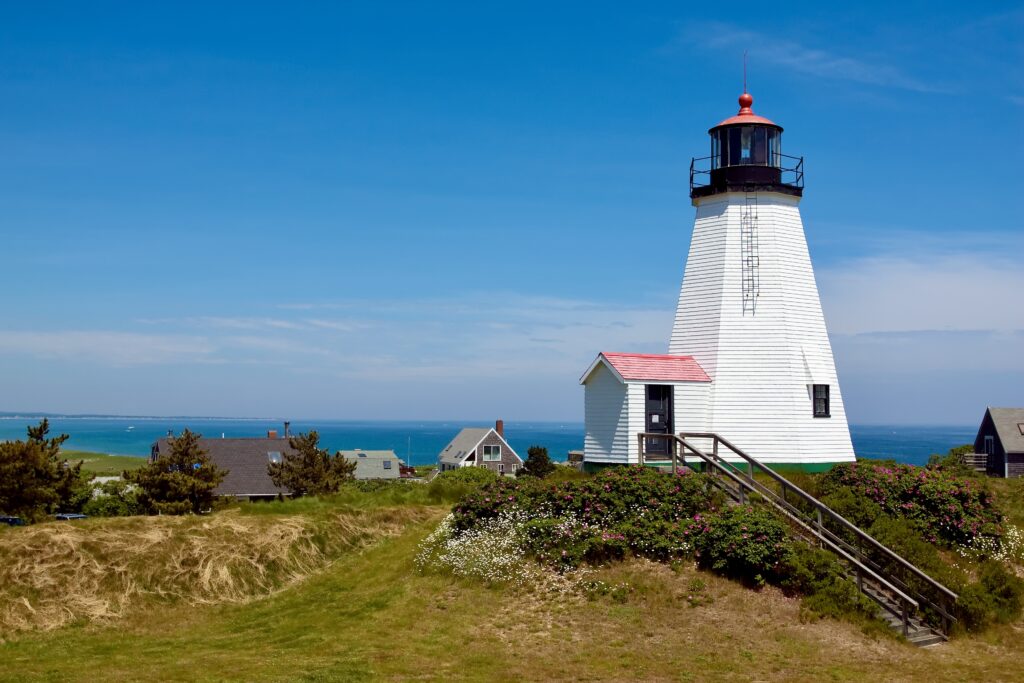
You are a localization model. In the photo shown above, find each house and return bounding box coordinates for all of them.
[437,420,523,476]
[973,407,1024,478]
[150,428,405,500]
[151,431,291,501]
[338,449,403,480]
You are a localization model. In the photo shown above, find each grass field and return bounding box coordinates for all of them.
[3,501,1024,682]
[61,450,147,476]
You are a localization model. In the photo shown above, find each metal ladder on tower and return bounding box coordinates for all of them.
[740,190,759,315]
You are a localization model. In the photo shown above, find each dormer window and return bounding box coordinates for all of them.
[267,451,283,464]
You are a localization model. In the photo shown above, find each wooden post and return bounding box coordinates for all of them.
[637,434,644,466]
[671,437,678,474]
[712,438,719,478]
[816,508,823,547]
[902,605,909,637]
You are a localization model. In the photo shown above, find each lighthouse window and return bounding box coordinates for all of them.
[812,385,831,418]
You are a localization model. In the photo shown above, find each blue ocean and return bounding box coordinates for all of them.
[0,415,976,467]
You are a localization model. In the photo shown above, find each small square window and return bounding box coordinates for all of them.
[1018,423,1024,436]
[482,445,502,461]
[812,385,830,418]
[383,460,392,469]
[267,451,283,464]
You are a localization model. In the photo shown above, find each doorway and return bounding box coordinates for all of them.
[645,385,674,457]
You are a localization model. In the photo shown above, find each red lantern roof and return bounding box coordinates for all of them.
[711,92,780,131]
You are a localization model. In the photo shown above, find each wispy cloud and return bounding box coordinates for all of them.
[675,22,948,94]
[0,331,216,365]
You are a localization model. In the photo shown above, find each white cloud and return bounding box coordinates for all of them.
[819,253,1024,335]
[0,331,216,365]
[676,22,946,93]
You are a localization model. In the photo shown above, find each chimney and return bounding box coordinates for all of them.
[495,419,504,437]
[268,429,278,439]
[284,421,291,438]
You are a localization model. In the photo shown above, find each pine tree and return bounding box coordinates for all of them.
[0,419,89,521]
[126,429,226,515]
[518,445,556,478]
[267,431,357,497]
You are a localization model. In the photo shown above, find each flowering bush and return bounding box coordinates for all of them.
[689,505,791,586]
[820,462,1003,546]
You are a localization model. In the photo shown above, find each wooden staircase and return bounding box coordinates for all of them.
[637,432,958,646]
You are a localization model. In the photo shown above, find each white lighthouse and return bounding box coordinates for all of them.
[581,91,856,471]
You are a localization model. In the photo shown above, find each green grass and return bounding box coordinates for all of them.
[3,509,1024,682]
[61,450,147,476]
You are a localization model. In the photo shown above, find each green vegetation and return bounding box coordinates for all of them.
[61,451,147,476]
[5,445,1024,680]
[5,511,1024,682]
[517,444,556,478]
[267,430,357,496]
[81,479,143,517]
[125,429,227,515]
[0,420,91,521]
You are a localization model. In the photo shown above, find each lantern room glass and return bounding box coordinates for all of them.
[711,126,781,170]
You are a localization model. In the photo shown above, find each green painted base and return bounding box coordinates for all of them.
[582,459,848,475]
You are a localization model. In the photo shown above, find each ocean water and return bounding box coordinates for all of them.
[0,415,977,467]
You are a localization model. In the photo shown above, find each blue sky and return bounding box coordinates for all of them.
[0,2,1021,423]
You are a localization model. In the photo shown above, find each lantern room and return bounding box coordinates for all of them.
[690,92,804,199]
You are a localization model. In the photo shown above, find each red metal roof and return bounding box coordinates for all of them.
[712,92,780,129]
[601,352,710,383]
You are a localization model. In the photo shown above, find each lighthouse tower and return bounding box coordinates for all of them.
[668,91,855,468]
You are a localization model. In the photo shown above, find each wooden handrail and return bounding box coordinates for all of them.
[679,432,959,605]
[638,431,958,636]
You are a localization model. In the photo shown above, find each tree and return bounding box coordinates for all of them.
[0,419,90,521]
[267,431,357,497]
[517,445,556,478]
[125,429,226,515]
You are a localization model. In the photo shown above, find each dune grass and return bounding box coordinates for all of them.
[3,510,1024,682]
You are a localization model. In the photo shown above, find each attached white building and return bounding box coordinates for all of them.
[582,91,856,472]
[580,352,710,466]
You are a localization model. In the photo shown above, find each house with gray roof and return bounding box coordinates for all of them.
[151,428,406,500]
[339,450,402,480]
[437,420,523,476]
[974,407,1024,478]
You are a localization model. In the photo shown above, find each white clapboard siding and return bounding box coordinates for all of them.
[670,192,855,465]
[583,362,632,463]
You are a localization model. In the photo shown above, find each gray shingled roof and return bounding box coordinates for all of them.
[438,428,491,465]
[153,437,293,497]
[989,407,1024,454]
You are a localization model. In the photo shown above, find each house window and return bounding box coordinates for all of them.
[383,460,392,469]
[267,451,283,464]
[812,385,830,417]
[498,463,505,473]
[985,436,995,455]
[482,445,501,461]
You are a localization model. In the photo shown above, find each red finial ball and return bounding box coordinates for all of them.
[738,92,753,110]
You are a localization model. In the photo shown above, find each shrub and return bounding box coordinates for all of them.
[690,505,790,586]
[82,479,143,517]
[820,461,1002,546]
[953,561,1024,632]
[518,445,556,479]
[781,544,877,621]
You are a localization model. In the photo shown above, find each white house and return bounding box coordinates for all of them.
[437,420,524,476]
[581,91,856,472]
